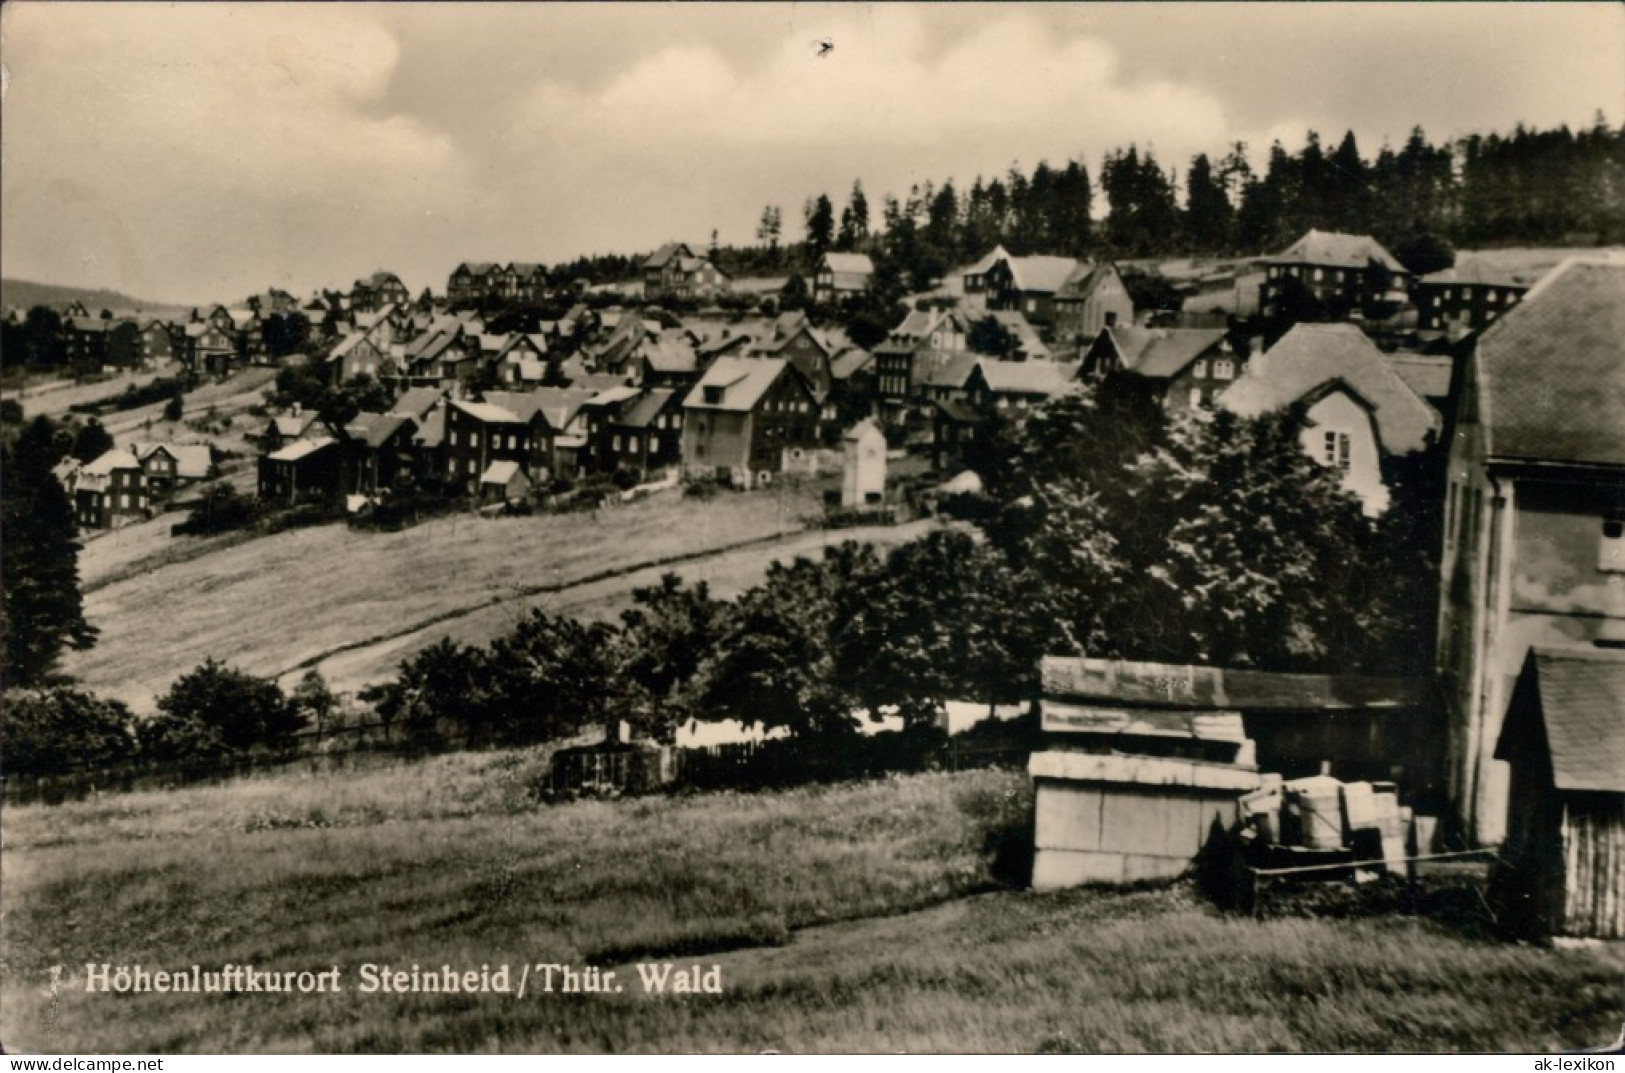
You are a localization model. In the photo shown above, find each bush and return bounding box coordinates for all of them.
[142,659,304,763]
[173,483,259,535]
[1,688,135,778]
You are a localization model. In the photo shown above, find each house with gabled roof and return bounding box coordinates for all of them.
[964,358,1080,415]
[583,386,685,477]
[1259,228,1410,320]
[259,437,343,505]
[447,262,501,305]
[351,271,410,314]
[74,448,149,528]
[681,357,819,487]
[1416,254,1530,333]
[339,412,418,496]
[131,442,215,496]
[643,243,730,302]
[1082,325,1243,414]
[1053,262,1135,342]
[63,317,140,373]
[503,263,549,305]
[1218,322,1439,516]
[981,253,1087,327]
[813,252,875,305]
[1435,256,1625,848]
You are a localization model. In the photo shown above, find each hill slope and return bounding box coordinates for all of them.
[2,277,192,316]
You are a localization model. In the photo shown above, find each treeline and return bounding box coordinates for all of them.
[618,116,1623,298]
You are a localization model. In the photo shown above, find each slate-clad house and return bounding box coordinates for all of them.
[1416,254,1530,333]
[74,448,150,529]
[447,262,501,305]
[681,357,819,488]
[64,317,140,372]
[585,387,685,477]
[1260,229,1410,320]
[259,438,342,505]
[1436,257,1625,847]
[350,271,410,314]
[132,442,215,496]
[980,253,1085,327]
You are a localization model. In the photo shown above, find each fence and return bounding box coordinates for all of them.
[0,715,471,806]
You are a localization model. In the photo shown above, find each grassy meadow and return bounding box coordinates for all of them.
[3,759,1621,1054]
[63,483,840,712]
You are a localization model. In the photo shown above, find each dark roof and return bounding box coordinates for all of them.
[643,242,694,270]
[1474,258,1625,468]
[1041,656,1432,711]
[1110,326,1229,380]
[615,388,678,429]
[345,412,415,449]
[1496,647,1625,794]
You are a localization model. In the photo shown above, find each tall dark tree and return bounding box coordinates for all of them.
[837,180,870,251]
[1184,153,1234,253]
[70,419,115,464]
[804,193,836,261]
[1,419,98,687]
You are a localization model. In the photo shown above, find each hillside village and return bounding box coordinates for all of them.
[6,4,1625,1054]
[12,231,1565,525]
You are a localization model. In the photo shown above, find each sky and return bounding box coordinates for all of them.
[2,2,1621,306]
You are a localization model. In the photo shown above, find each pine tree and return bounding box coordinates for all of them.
[2,418,99,687]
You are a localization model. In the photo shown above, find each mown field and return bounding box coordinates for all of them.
[63,482,850,712]
[2,759,1620,1054]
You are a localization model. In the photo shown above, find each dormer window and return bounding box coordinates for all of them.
[703,385,724,404]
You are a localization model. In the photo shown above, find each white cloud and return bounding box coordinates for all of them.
[1,3,471,298]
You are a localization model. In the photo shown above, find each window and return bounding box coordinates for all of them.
[1213,359,1235,381]
[1321,431,1352,471]
[1314,268,1324,282]
[613,436,622,452]
[1104,311,1118,327]
[1193,359,1208,378]
[1188,387,1203,408]
[1601,518,1625,574]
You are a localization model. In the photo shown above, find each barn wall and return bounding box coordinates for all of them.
[1560,794,1625,939]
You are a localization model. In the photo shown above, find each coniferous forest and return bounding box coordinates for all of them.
[555,117,1624,288]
